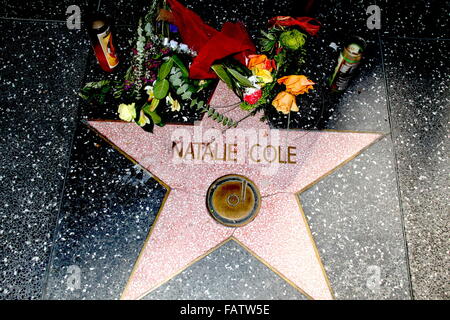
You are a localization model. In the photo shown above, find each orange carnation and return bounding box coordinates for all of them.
[272,91,299,114]
[247,54,276,72]
[277,75,315,95]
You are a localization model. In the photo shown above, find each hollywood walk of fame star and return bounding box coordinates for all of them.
[87,82,383,300]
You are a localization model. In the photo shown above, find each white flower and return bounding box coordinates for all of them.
[244,87,260,96]
[162,37,169,46]
[179,44,189,52]
[166,93,181,112]
[169,40,179,49]
[145,85,154,100]
[248,76,261,89]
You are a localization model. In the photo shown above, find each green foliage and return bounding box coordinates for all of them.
[167,65,237,128]
[240,101,257,111]
[158,58,174,80]
[199,103,238,128]
[79,80,113,104]
[240,74,279,112]
[279,29,306,51]
[171,55,189,78]
[226,67,253,87]
[211,64,234,90]
[259,28,283,54]
[142,103,163,126]
[149,98,160,112]
[153,79,170,99]
[260,30,277,53]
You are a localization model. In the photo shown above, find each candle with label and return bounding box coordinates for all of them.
[86,13,119,72]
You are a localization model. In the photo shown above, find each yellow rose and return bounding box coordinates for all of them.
[252,68,273,85]
[118,103,136,122]
[277,75,315,95]
[272,91,299,114]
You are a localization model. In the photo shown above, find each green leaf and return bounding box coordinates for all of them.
[83,80,110,89]
[170,77,182,87]
[153,79,169,99]
[158,58,174,80]
[226,67,253,87]
[211,64,234,90]
[261,30,275,40]
[124,66,133,80]
[181,83,189,92]
[145,110,162,125]
[149,98,160,112]
[170,67,182,77]
[101,86,110,94]
[181,91,192,100]
[176,83,189,95]
[144,22,152,35]
[78,93,88,100]
[142,100,158,113]
[197,101,205,110]
[171,55,189,78]
[190,99,198,108]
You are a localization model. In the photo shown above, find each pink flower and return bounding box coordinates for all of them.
[244,89,262,105]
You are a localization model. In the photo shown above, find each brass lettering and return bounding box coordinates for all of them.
[184,142,195,160]
[172,141,183,158]
[249,144,261,163]
[263,145,277,163]
[288,146,297,164]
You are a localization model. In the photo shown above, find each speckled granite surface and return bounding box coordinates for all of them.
[382,38,449,299]
[301,137,411,299]
[0,20,89,299]
[43,125,167,300]
[142,239,309,300]
[0,0,448,300]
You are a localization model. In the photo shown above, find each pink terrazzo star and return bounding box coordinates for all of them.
[88,81,382,300]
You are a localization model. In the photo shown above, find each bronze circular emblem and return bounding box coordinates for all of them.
[206,175,261,227]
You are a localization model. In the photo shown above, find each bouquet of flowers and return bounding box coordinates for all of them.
[80,0,321,132]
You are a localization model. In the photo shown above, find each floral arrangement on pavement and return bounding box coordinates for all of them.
[238,16,319,115]
[80,0,321,132]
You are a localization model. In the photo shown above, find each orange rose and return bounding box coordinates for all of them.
[272,91,299,114]
[247,54,276,72]
[277,75,315,95]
